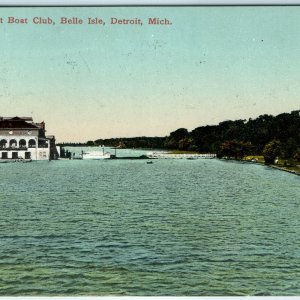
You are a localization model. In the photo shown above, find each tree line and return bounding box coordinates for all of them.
[59,110,300,164]
[165,110,300,164]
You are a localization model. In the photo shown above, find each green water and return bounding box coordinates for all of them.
[0,151,299,296]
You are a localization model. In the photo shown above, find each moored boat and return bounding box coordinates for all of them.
[81,146,111,160]
[0,158,32,163]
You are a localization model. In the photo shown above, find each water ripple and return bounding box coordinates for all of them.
[0,158,299,295]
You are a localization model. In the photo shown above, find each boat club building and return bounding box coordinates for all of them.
[0,116,58,160]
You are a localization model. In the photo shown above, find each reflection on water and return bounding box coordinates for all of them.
[0,151,299,295]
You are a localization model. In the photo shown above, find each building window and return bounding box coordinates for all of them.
[0,139,7,149]
[38,141,48,148]
[39,151,48,159]
[19,139,27,149]
[1,152,8,159]
[12,152,18,159]
[9,139,17,148]
[25,152,31,159]
[29,139,36,148]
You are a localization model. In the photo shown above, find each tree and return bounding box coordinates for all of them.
[217,140,253,159]
[293,148,300,162]
[262,140,281,165]
[86,140,95,146]
[165,128,189,149]
[178,137,191,150]
[281,137,298,159]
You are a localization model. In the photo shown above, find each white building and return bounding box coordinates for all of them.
[0,116,58,161]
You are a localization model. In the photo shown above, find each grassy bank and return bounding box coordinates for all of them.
[170,150,201,154]
[244,155,300,176]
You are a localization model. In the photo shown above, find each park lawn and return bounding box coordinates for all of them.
[244,155,265,163]
[170,150,200,154]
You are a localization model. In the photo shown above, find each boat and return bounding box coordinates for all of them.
[0,158,32,163]
[81,146,111,160]
[82,151,111,159]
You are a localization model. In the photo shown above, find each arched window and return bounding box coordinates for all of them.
[19,139,27,148]
[0,139,7,149]
[9,139,17,148]
[28,139,36,148]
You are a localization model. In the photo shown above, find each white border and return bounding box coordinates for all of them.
[0,0,300,5]
[0,3,299,300]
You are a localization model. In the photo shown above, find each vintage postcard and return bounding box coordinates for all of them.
[0,5,299,297]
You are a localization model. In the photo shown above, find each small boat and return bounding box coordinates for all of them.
[0,158,32,163]
[147,161,153,164]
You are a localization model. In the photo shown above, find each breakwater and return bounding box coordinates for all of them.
[146,152,216,159]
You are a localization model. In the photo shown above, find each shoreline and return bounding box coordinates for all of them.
[221,157,300,177]
[268,164,300,176]
[243,158,300,176]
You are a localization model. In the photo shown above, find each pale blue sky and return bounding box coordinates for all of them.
[0,7,299,142]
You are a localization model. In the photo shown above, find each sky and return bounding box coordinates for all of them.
[0,6,299,142]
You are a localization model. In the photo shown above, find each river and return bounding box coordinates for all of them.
[0,148,299,295]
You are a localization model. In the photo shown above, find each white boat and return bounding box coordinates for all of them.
[81,147,111,160]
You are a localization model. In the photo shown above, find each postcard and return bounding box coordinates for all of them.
[0,5,299,297]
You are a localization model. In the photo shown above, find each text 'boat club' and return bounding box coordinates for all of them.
[2,17,172,25]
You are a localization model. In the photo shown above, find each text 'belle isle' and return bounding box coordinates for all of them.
[0,17,173,26]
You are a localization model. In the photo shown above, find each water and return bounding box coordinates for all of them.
[0,150,299,296]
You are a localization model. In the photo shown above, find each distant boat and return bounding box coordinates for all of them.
[81,147,111,160]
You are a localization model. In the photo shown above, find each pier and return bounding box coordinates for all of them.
[111,153,216,160]
[67,153,216,160]
[146,152,216,159]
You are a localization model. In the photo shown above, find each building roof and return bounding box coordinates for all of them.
[0,117,39,129]
[0,116,33,121]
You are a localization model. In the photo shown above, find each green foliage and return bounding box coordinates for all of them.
[165,128,189,150]
[189,110,300,158]
[86,140,95,146]
[293,148,300,162]
[94,136,166,149]
[217,140,253,159]
[262,139,282,165]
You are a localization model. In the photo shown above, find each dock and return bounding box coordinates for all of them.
[146,152,216,159]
